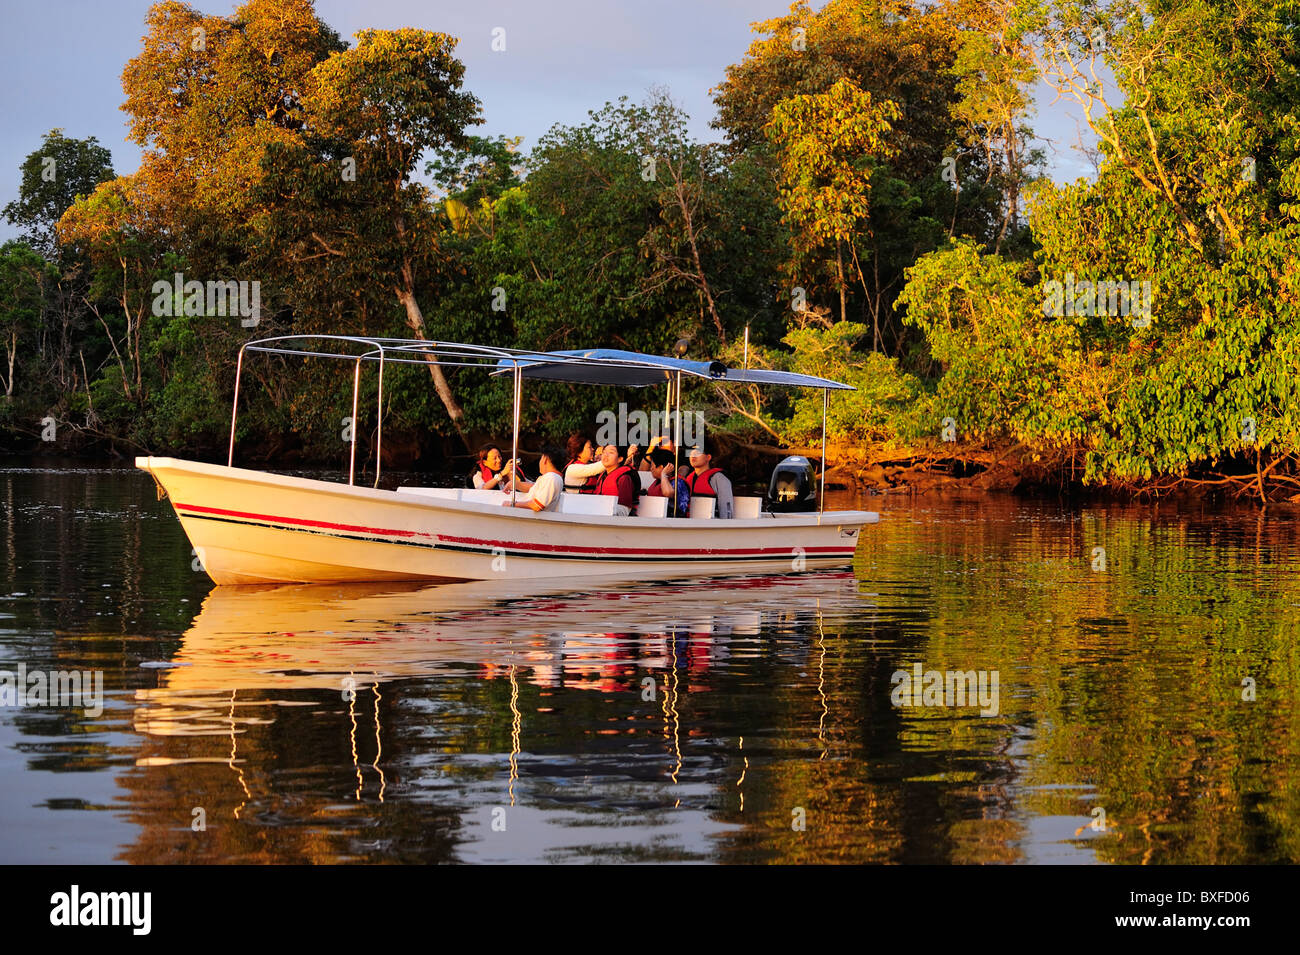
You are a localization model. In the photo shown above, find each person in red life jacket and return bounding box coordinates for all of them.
[644,447,691,517]
[564,433,605,494]
[687,437,733,518]
[470,444,513,490]
[596,444,639,515]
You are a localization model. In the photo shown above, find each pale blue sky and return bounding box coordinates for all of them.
[0,0,1095,241]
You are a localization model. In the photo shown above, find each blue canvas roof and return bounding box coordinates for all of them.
[492,348,855,390]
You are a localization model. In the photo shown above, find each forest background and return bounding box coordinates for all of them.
[3,0,1298,501]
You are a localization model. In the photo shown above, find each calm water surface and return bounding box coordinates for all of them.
[1,463,1297,863]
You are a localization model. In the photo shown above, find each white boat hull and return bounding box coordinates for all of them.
[137,456,877,585]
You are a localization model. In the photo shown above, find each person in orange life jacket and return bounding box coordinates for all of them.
[470,444,524,491]
[644,447,691,517]
[597,444,639,515]
[564,433,605,493]
[687,438,733,518]
[503,446,566,512]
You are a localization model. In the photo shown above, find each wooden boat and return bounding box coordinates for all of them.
[137,337,878,585]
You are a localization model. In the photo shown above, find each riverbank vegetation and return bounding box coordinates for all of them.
[3,0,1299,500]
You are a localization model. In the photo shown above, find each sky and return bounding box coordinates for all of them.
[0,0,1097,242]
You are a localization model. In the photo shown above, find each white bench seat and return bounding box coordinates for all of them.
[557,493,618,516]
[396,486,462,502]
[638,495,668,518]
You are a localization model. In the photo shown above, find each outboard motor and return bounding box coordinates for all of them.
[767,455,817,512]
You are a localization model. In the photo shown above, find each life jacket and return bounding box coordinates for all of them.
[690,467,723,497]
[467,462,494,489]
[566,458,602,494]
[645,473,690,517]
[598,464,637,514]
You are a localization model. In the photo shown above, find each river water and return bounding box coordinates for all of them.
[1,462,1296,863]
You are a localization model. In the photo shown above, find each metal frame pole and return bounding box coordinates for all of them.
[673,370,682,475]
[348,357,362,486]
[510,365,522,505]
[663,373,671,447]
[819,388,828,523]
[373,351,385,489]
[227,345,246,467]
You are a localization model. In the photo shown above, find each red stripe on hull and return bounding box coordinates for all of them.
[174,502,860,559]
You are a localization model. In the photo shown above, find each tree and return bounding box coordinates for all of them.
[428,134,525,221]
[0,242,51,402]
[57,176,167,406]
[255,27,482,442]
[890,0,1300,498]
[119,0,344,262]
[766,77,900,338]
[2,130,114,257]
[712,0,1007,357]
[945,0,1044,253]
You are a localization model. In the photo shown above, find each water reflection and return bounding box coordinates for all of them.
[2,466,1298,863]
[121,572,879,863]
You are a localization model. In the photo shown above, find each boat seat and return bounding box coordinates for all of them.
[734,496,763,519]
[460,488,509,506]
[396,486,462,502]
[557,493,618,517]
[689,497,715,519]
[638,495,668,518]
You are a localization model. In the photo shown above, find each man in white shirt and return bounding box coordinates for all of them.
[504,446,566,512]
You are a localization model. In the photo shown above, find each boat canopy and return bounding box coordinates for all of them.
[490,348,854,391]
[230,336,851,500]
[239,336,856,391]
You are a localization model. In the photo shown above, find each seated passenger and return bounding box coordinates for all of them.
[687,437,733,518]
[639,434,674,472]
[596,444,639,516]
[469,444,519,491]
[563,433,605,494]
[504,446,566,512]
[644,448,691,518]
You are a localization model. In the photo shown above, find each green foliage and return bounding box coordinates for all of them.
[1,130,114,256]
[0,241,54,402]
[10,0,1300,498]
[889,0,1300,491]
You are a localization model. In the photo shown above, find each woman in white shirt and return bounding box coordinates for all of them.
[504,447,566,512]
[563,433,606,493]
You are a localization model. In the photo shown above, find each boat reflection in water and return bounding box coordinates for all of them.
[125,571,875,863]
[134,571,862,698]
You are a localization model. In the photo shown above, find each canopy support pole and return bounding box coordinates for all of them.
[227,345,246,467]
[348,357,361,486]
[510,364,522,505]
[373,350,386,489]
[673,371,682,486]
[663,373,671,447]
[819,388,828,523]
